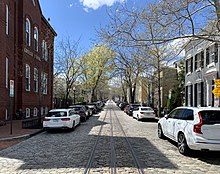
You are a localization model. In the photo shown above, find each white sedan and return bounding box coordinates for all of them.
[43,109,80,130]
[133,107,156,121]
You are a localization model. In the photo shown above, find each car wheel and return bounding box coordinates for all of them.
[72,121,75,130]
[137,115,140,121]
[158,124,165,139]
[178,133,190,155]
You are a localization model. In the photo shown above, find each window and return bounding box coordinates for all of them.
[25,64,30,91]
[5,109,8,121]
[34,27,38,51]
[6,4,9,35]
[26,18,31,46]
[42,72,48,94]
[182,109,194,120]
[26,108,30,118]
[207,44,218,65]
[186,57,193,73]
[6,58,8,88]
[42,40,48,61]
[168,109,184,119]
[41,107,43,115]
[33,107,38,116]
[32,0,36,6]
[45,107,48,114]
[34,68,38,92]
[195,51,204,70]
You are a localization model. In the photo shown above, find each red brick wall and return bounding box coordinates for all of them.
[0,0,56,124]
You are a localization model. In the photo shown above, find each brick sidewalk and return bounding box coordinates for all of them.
[0,120,42,150]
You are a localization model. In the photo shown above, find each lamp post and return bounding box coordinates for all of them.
[73,87,76,104]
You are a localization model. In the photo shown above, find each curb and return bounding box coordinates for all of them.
[0,129,44,142]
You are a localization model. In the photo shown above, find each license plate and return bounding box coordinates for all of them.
[53,119,59,122]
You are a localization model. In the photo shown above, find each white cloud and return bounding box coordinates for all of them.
[69,3,74,8]
[79,0,126,11]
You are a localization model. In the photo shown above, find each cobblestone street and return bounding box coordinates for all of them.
[0,102,220,174]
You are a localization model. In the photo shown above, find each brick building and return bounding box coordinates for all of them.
[0,0,56,126]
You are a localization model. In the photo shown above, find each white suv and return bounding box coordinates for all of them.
[158,107,220,155]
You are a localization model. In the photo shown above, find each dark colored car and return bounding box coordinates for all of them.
[127,104,141,116]
[69,105,89,121]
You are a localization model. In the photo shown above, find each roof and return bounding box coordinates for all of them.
[49,109,72,112]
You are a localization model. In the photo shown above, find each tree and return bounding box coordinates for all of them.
[167,59,185,111]
[80,45,116,102]
[100,1,220,47]
[54,38,83,107]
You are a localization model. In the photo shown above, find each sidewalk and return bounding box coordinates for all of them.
[0,120,43,150]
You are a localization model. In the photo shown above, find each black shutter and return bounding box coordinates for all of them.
[206,47,210,65]
[201,82,204,107]
[190,58,193,72]
[190,85,193,106]
[194,84,197,107]
[215,43,218,63]
[185,86,188,106]
[201,51,204,68]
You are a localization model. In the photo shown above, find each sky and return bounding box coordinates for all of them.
[39,0,139,53]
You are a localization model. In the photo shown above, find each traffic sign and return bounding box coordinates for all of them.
[214,79,220,85]
[212,86,220,98]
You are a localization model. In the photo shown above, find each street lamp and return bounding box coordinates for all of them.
[73,87,76,104]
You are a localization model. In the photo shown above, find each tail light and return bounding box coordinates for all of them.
[193,112,203,134]
[140,112,144,114]
[61,118,70,121]
[43,118,50,121]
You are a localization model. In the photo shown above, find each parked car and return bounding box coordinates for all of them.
[43,109,80,131]
[127,104,141,116]
[158,106,220,155]
[133,107,156,121]
[69,105,89,121]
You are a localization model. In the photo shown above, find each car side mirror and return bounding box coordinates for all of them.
[164,114,168,119]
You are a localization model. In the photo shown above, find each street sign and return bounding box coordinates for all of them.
[214,79,220,85]
[212,86,220,98]
[10,80,14,97]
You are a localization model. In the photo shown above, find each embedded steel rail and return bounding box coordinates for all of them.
[109,108,117,174]
[84,106,117,174]
[112,105,145,174]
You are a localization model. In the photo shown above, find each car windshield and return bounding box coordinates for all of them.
[200,110,220,124]
[141,108,153,111]
[47,111,67,117]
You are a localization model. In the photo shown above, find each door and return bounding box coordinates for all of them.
[166,109,185,140]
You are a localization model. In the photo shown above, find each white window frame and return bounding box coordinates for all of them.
[42,40,48,61]
[45,107,48,115]
[26,108,30,118]
[5,109,8,120]
[42,72,48,94]
[6,58,8,88]
[25,64,30,91]
[34,27,38,51]
[41,107,44,116]
[32,0,36,6]
[33,107,38,116]
[26,18,31,46]
[6,4,9,35]
[34,68,38,92]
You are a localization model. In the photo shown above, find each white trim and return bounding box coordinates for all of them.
[6,58,8,88]
[26,108,30,118]
[6,4,9,35]
[33,107,38,116]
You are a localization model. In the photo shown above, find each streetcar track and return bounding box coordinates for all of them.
[112,104,145,174]
[84,110,108,174]
[110,108,117,174]
[84,102,144,174]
